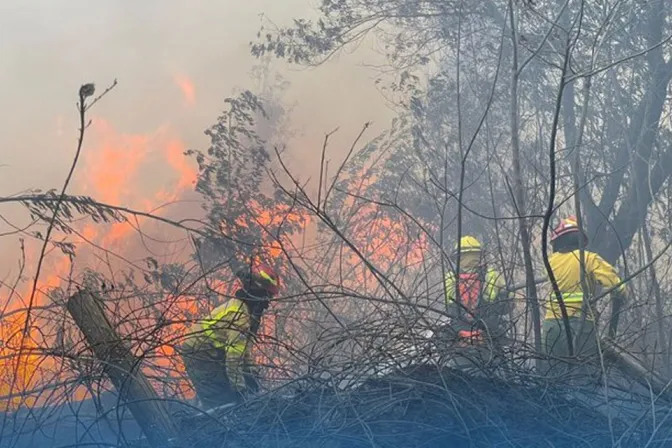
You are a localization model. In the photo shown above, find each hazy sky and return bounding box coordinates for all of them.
[0,1,394,284]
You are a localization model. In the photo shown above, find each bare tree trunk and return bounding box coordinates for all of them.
[509,0,542,362]
[590,2,672,264]
[641,223,668,373]
[67,290,179,448]
[564,69,594,349]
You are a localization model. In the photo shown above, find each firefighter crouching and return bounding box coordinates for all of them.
[444,236,509,343]
[544,216,627,374]
[180,262,280,409]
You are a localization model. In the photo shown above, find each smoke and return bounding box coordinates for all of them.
[0,0,395,277]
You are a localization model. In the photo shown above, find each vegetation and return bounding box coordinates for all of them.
[3,0,672,446]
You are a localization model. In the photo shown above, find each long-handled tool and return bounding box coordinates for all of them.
[602,337,672,400]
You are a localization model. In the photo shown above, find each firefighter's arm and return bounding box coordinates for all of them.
[209,316,233,345]
[491,270,508,302]
[589,252,627,298]
[483,270,507,310]
[589,253,627,337]
[225,312,250,391]
[444,272,458,317]
[482,269,507,330]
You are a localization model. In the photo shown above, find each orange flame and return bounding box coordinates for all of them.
[233,199,310,259]
[1,112,200,408]
[166,140,198,191]
[174,75,196,106]
[2,74,429,413]
[0,311,39,410]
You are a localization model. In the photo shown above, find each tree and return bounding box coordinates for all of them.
[187,63,303,278]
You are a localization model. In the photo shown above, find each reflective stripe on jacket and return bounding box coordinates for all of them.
[200,298,248,351]
[184,297,251,390]
[445,267,505,306]
[546,250,626,321]
[545,291,586,320]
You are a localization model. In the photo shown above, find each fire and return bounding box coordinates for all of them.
[83,119,197,247]
[82,118,151,205]
[347,204,427,271]
[1,70,429,415]
[0,311,38,410]
[0,108,200,409]
[174,74,196,107]
[141,293,205,399]
[102,222,133,247]
[234,199,310,259]
[81,224,98,241]
[166,140,198,191]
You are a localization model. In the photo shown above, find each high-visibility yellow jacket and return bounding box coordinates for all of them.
[546,250,627,320]
[183,297,252,391]
[445,255,506,318]
[445,269,505,305]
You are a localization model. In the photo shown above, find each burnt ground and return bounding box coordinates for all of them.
[4,362,668,448]
[134,364,653,448]
[0,391,143,448]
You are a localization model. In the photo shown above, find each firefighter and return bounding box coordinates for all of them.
[444,236,508,341]
[544,216,627,371]
[180,261,280,409]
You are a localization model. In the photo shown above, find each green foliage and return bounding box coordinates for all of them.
[186,67,304,285]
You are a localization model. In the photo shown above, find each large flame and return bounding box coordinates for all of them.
[0,74,427,413]
[0,97,200,409]
[0,311,39,410]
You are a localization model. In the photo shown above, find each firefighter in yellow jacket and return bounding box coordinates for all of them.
[180,262,280,409]
[445,236,508,339]
[545,216,627,365]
